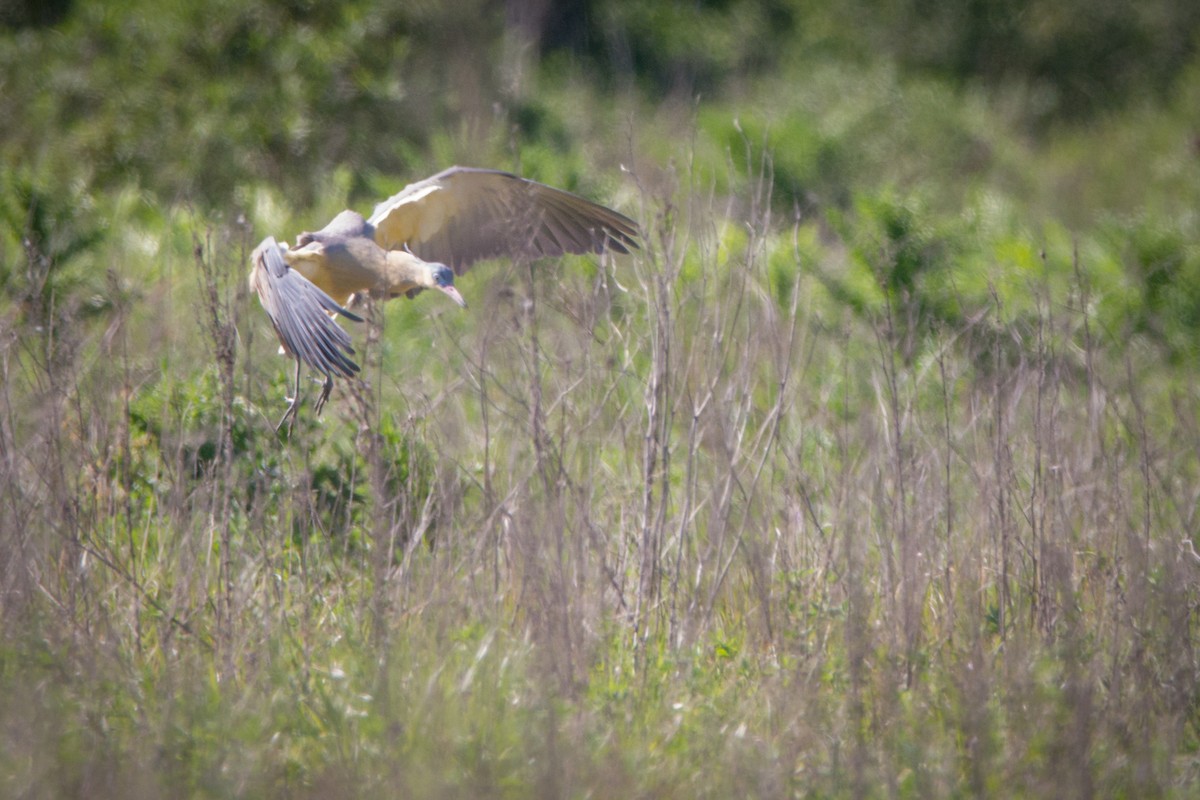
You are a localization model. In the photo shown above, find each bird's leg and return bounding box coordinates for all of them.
[275,401,298,434]
[312,373,334,416]
[275,357,302,434]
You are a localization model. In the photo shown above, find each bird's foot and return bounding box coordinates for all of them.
[312,376,334,416]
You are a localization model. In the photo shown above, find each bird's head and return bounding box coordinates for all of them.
[430,263,467,308]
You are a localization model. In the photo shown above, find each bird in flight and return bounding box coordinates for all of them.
[249,166,640,431]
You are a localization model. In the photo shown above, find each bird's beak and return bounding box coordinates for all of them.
[440,285,468,308]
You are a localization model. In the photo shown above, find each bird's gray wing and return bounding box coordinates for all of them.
[367,166,640,274]
[250,237,362,379]
[295,209,371,247]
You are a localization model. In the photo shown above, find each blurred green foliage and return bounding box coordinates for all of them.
[0,169,107,325]
[3,0,505,204]
[1116,215,1200,361]
[875,0,1200,119]
[6,0,1199,206]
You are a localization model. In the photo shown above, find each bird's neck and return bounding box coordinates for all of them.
[382,250,435,295]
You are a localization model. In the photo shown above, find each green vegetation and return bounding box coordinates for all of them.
[3,0,1200,796]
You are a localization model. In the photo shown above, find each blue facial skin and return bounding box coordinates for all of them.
[430,263,468,308]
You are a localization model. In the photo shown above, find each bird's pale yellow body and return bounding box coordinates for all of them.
[281,249,372,308]
[278,221,449,308]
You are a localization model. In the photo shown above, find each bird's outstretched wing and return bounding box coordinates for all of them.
[368,166,640,274]
[250,237,362,380]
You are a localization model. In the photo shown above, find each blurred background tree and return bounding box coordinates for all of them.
[6,0,1198,205]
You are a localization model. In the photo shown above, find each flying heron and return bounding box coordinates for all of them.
[249,166,640,431]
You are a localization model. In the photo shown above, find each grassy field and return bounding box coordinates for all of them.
[4,2,1200,797]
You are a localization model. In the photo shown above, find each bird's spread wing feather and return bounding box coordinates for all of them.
[250,237,362,380]
[368,167,640,274]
